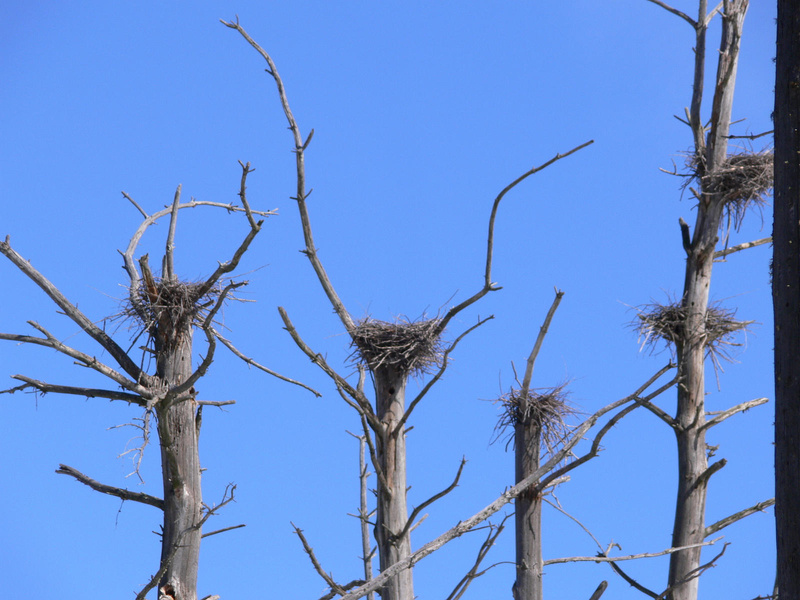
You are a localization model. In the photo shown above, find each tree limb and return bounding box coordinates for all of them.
[704,497,775,537]
[445,515,511,600]
[543,537,722,565]
[702,396,769,430]
[714,236,772,259]
[520,287,564,396]
[9,376,146,405]
[56,464,164,509]
[0,237,146,383]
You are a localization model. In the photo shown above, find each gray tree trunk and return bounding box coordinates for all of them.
[773,0,800,596]
[154,319,202,600]
[667,4,747,599]
[512,417,543,600]
[374,365,414,600]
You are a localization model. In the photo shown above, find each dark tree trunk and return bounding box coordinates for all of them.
[512,417,543,600]
[374,366,414,600]
[154,320,202,600]
[774,1,800,597]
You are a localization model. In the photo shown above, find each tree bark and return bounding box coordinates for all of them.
[774,0,800,597]
[373,366,414,600]
[154,320,202,600]
[512,417,543,600]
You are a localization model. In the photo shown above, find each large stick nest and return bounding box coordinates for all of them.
[494,384,576,457]
[633,300,752,358]
[689,150,773,227]
[350,317,444,376]
[126,278,220,344]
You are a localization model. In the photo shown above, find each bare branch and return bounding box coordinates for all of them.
[520,288,564,395]
[0,237,146,383]
[434,140,593,338]
[164,184,182,283]
[0,322,149,398]
[56,464,164,509]
[278,306,379,430]
[222,18,356,335]
[292,522,348,597]
[645,0,698,26]
[214,329,321,397]
[588,581,609,600]
[714,236,772,259]
[445,515,511,600]
[398,315,494,433]
[9,376,146,405]
[398,458,467,543]
[702,396,769,430]
[543,537,722,565]
[704,497,775,537]
[202,523,246,538]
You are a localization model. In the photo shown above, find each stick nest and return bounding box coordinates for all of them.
[494,384,576,456]
[350,317,444,376]
[127,279,219,344]
[633,300,751,357]
[689,150,773,227]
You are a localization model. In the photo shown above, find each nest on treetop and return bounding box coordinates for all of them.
[494,383,576,457]
[350,317,444,376]
[633,300,752,360]
[688,150,773,227]
[125,278,220,346]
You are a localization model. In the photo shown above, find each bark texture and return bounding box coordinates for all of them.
[666,4,747,600]
[154,319,202,600]
[374,366,414,600]
[774,0,800,597]
[512,418,543,600]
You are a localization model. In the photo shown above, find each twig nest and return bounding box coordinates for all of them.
[350,317,443,376]
[494,384,575,455]
[634,300,752,358]
[127,279,219,345]
[688,150,773,227]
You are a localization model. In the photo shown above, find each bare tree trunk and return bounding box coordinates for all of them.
[512,418,543,600]
[666,4,747,599]
[774,0,800,597]
[154,319,202,600]
[374,366,414,600]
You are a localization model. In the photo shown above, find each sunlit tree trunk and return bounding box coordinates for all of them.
[374,365,414,600]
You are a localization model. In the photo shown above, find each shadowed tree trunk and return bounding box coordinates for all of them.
[774,0,800,597]
[513,416,543,600]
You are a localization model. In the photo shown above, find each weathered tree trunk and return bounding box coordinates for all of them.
[374,365,414,600]
[512,417,543,600]
[154,319,202,600]
[773,0,800,597]
[666,4,747,600]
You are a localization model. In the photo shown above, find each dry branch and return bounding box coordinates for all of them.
[56,464,164,509]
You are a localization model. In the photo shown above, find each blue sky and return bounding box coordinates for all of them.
[0,2,776,599]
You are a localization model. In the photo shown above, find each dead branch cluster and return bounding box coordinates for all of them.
[634,300,751,356]
[495,383,576,454]
[349,317,444,376]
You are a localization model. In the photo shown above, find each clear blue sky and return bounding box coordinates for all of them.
[1,2,776,598]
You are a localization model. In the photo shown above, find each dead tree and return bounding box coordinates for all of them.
[0,165,272,600]
[633,2,774,599]
[223,18,594,600]
[773,0,800,597]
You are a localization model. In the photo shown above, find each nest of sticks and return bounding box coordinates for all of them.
[350,317,444,376]
[126,278,219,346]
[688,150,773,226]
[494,383,575,456]
[634,300,751,359]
